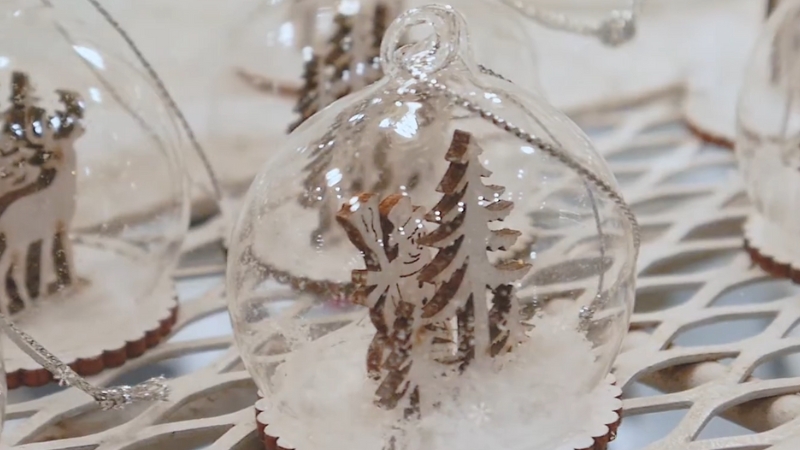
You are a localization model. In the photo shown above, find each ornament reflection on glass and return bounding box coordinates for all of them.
[0,0,191,408]
[228,5,638,450]
[737,0,800,280]
[209,0,539,220]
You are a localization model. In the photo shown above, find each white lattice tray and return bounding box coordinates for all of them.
[3,93,800,450]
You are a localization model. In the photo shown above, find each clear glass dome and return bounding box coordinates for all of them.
[736,0,800,253]
[0,0,188,375]
[228,6,635,450]
[208,0,539,215]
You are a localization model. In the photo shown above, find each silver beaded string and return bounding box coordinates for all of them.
[387,4,640,330]
[499,0,641,47]
[478,65,639,328]
[477,64,611,326]
[415,69,641,253]
[403,27,641,326]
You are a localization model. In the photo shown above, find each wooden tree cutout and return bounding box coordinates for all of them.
[337,192,449,417]
[0,72,84,315]
[418,129,531,368]
[337,130,532,426]
[236,1,398,134]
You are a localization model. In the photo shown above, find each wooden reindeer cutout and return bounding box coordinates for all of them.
[0,72,83,315]
[337,130,531,426]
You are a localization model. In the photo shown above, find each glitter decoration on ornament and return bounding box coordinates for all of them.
[737,0,800,282]
[0,72,84,315]
[229,5,637,450]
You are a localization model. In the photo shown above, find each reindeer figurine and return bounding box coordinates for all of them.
[0,72,84,315]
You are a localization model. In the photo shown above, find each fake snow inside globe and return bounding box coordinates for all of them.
[736,0,800,281]
[229,5,636,450]
[0,1,188,388]
[208,0,539,223]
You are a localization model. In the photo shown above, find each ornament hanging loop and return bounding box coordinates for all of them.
[380,5,469,78]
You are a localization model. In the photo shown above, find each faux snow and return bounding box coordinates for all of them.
[2,238,175,372]
[260,312,617,450]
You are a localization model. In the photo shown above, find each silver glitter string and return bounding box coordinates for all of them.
[386,3,639,331]
[477,64,611,327]
[440,66,641,254]
[499,0,640,47]
[0,312,169,409]
[476,65,640,327]
[412,67,642,329]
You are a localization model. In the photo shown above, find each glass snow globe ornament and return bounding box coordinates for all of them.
[208,0,539,224]
[229,5,637,450]
[0,0,188,402]
[736,0,800,280]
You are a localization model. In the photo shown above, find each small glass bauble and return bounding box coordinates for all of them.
[208,0,539,215]
[736,0,800,274]
[229,5,635,450]
[0,0,188,385]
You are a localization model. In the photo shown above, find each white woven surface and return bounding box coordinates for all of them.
[1,92,798,449]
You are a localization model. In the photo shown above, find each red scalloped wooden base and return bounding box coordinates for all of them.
[254,393,622,450]
[6,304,178,389]
[685,118,734,150]
[744,238,800,283]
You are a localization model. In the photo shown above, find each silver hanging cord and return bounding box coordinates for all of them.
[0,316,169,409]
[478,64,610,324]
[413,65,642,254]
[499,0,640,47]
[473,65,636,329]
[80,0,225,211]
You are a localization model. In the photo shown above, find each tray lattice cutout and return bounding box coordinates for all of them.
[3,95,800,449]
